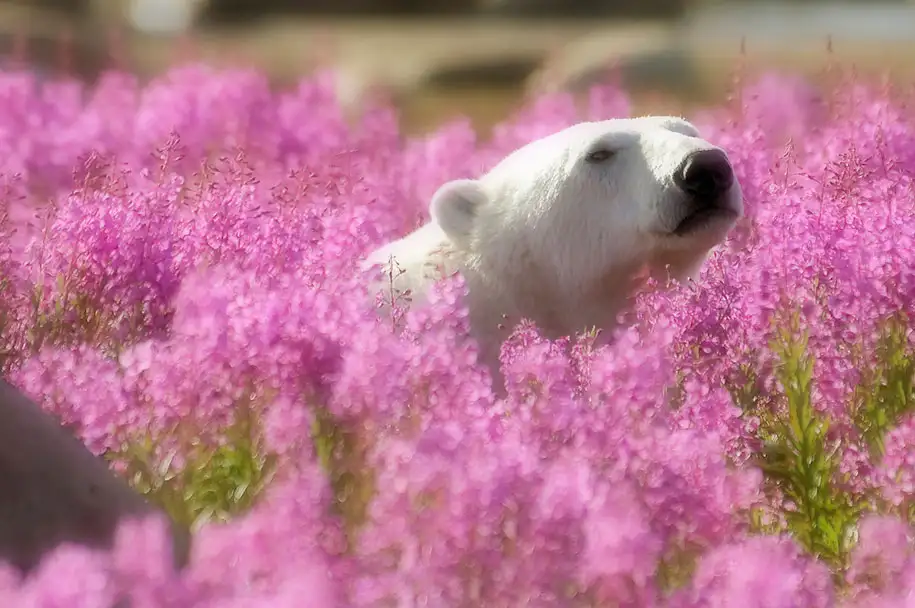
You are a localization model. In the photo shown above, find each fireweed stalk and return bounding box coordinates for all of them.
[0,62,914,605]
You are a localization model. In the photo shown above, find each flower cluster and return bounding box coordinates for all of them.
[1,60,915,606]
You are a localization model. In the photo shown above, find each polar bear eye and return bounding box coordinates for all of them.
[585,149,615,163]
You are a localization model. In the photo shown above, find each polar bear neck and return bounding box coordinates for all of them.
[461,243,642,343]
[465,241,710,346]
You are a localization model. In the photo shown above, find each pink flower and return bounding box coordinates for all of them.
[3,59,915,605]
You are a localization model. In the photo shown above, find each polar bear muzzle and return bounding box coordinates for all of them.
[670,148,740,237]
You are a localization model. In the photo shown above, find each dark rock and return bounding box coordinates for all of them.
[597,48,700,97]
[197,0,480,23]
[476,0,688,19]
[422,55,541,89]
[526,36,703,100]
[0,33,108,80]
[0,380,190,573]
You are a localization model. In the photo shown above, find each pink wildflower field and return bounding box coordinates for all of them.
[2,59,915,606]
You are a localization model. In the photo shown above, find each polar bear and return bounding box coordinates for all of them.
[363,116,743,388]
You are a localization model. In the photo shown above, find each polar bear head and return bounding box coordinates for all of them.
[429,116,743,338]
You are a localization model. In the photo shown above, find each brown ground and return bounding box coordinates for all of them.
[5,5,915,135]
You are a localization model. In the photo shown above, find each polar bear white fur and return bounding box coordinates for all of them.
[363,116,743,388]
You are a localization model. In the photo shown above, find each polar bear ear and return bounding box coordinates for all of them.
[429,179,488,243]
[659,116,701,138]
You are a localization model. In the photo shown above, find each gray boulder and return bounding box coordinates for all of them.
[0,380,190,573]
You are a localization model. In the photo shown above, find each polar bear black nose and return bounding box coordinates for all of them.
[674,149,734,201]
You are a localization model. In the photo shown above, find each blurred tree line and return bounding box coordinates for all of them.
[10,0,693,23]
[10,0,907,31]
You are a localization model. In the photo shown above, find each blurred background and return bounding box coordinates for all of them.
[3,0,915,135]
